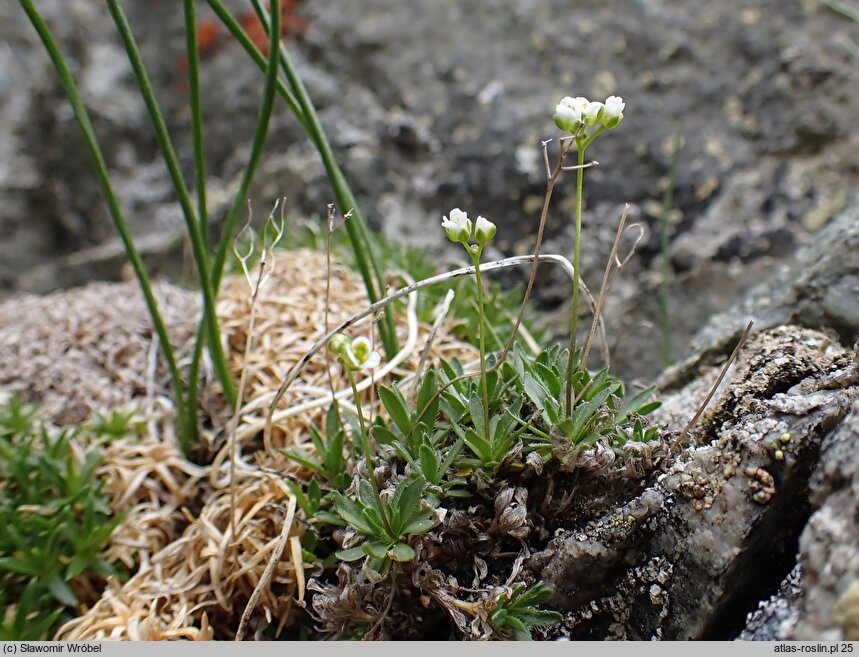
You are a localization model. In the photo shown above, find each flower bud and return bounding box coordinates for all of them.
[441,208,472,244]
[583,101,604,126]
[474,215,496,246]
[327,334,351,358]
[599,95,625,129]
[553,97,579,131]
[553,96,589,131]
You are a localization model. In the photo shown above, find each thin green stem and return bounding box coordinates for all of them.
[183,0,209,251]
[17,0,193,448]
[185,328,206,450]
[565,140,586,417]
[247,0,399,362]
[105,0,236,406]
[346,367,395,538]
[471,250,492,447]
[181,0,210,446]
[581,125,606,150]
[205,0,310,132]
[209,0,283,293]
[659,128,682,367]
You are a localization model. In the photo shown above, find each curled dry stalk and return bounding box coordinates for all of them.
[228,204,285,544]
[324,204,338,399]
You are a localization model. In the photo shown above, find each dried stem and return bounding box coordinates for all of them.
[235,494,296,641]
[674,320,754,449]
[580,204,645,370]
[410,289,455,405]
[228,204,284,543]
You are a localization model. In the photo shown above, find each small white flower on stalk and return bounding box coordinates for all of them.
[553,97,579,131]
[442,208,472,244]
[327,334,380,371]
[473,215,496,246]
[343,337,381,371]
[582,100,604,126]
[554,96,589,131]
[600,95,625,129]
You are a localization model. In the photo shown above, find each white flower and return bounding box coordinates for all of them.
[328,334,380,371]
[344,336,381,370]
[474,215,496,245]
[554,97,579,131]
[600,95,625,128]
[442,208,472,244]
[583,101,604,126]
[554,96,589,131]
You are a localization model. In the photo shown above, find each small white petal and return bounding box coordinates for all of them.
[583,101,604,124]
[554,103,580,129]
[359,352,382,370]
[449,208,469,223]
[352,337,371,351]
[475,216,493,233]
[604,96,625,117]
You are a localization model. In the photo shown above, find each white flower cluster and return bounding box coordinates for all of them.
[554,95,625,132]
[441,208,496,247]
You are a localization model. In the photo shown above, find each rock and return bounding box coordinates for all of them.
[691,200,859,358]
[791,395,859,640]
[532,326,859,639]
[4,0,859,384]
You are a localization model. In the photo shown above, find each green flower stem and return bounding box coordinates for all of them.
[183,0,209,251]
[565,140,586,417]
[345,367,394,538]
[17,0,193,447]
[105,0,237,407]
[470,249,492,447]
[564,124,605,417]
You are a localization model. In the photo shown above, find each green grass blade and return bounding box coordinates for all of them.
[209,0,283,293]
[105,0,236,406]
[183,0,210,250]
[17,0,193,449]
[248,0,400,361]
[204,0,309,131]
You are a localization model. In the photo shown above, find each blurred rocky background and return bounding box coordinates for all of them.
[1,0,857,381]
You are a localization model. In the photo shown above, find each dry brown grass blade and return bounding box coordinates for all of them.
[674,320,754,449]
[236,494,297,641]
[410,288,455,404]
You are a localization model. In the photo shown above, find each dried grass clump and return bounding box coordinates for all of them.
[32,248,476,640]
[0,281,200,426]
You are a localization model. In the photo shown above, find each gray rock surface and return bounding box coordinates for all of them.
[3,0,858,382]
[692,200,859,357]
[532,327,859,639]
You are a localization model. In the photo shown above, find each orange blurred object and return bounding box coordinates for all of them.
[177,0,307,71]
